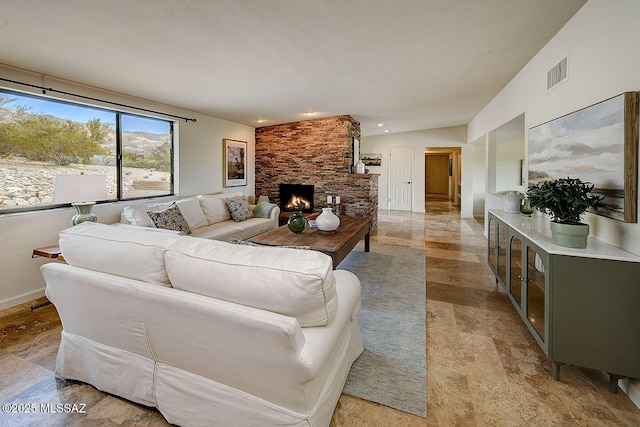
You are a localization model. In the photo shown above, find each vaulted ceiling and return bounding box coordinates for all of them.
[0,0,586,136]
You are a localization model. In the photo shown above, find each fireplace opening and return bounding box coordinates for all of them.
[279,184,314,213]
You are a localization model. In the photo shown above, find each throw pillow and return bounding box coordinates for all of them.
[253,195,277,218]
[147,202,191,234]
[122,202,172,226]
[197,192,242,224]
[175,197,209,229]
[226,196,254,222]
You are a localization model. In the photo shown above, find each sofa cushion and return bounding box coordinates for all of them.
[234,217,279,240]
[163,237,338,327]
[148,203,191,234]
[175,197,209,230]
[197,192,242,224]
[189,222,244,241]
[121,197,209,231]
[122,202,172,227]
[226,196,254,222]
[112,223,186,236]
[59,222,177,285]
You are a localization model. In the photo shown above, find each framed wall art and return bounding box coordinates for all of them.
[223,138,247,187]
[361,153,382,166]
[528,92,638,222]
[352,137,360,170]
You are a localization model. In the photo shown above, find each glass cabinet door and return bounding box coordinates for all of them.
[526,246,546,341]
[488,217,496,271]
[497,223,507,286]
[509,235,522,308]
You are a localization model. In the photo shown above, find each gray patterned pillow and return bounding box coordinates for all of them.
[147,202,191,234]
[226,196,254,222]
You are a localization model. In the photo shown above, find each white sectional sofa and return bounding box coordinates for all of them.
[119,192,280,241]
[41,222,363,427]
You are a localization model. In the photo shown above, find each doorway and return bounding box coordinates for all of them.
[425,148,461,207]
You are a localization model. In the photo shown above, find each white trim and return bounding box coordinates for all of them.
[0,287,45,310]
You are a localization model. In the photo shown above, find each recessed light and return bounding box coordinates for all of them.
[257,119,267,123]
[384,129,389,133]
[378,123,384,127]
[303,112,317,116]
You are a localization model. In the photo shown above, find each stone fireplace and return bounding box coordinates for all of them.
[279,184,314,213]
[255,115,378,231]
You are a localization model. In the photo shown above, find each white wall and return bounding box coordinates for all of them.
[0,65,255,309]
[361,126,467,214]
[495,135,525,193]
[471,140,486,217]
[468,0,640,256]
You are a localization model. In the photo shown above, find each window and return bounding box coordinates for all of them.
[0,89,173,213]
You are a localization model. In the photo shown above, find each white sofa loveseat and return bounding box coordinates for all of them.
[119,192,280,241]
[41,222,363,427]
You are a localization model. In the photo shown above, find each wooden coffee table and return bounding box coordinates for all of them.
[248,215,370,268]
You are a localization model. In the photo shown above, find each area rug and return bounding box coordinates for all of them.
[338,242,427,418]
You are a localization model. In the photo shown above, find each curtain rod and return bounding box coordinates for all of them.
[0,76,196,123]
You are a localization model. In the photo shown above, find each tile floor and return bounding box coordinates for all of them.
[2,197,640,426]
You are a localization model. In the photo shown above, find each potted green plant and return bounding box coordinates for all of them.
[526,177,604,248]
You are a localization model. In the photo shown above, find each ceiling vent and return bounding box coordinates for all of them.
[547,56,569,91]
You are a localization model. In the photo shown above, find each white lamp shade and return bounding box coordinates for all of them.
[53,174,108,203]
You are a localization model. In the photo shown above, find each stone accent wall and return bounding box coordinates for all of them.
[255,115,378,231]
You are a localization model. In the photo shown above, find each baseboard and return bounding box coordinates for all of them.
[0,288,45,311]
[619,378,640,409]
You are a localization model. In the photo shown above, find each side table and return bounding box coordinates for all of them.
[32,245,65,263]
[31,245,65,310]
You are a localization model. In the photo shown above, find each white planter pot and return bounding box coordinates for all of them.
[316,207,340,232]
[550,222,589,248]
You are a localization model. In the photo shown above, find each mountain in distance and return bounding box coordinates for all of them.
[121,131,170,156]
[0,106,169,156]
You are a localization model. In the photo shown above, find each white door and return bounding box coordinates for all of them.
[389,146,413,210]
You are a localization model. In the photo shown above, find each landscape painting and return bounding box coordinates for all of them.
[528,92,638,222]
[223,138,247,187]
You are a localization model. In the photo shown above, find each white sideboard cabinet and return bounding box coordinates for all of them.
[487,210,640,393]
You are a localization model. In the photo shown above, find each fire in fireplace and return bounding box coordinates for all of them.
[279,184,314,213]
[287,195,310,211]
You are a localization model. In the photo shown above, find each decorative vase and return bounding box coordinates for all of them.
[550,222,589,249]
[316,207,340,232]
[71,202,98,226]
[502,191,521,214]
[287,211,307,234]
[355,161,365,174]
[520,198,534,217]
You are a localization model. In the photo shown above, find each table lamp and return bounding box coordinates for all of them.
[53,174,108,225]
